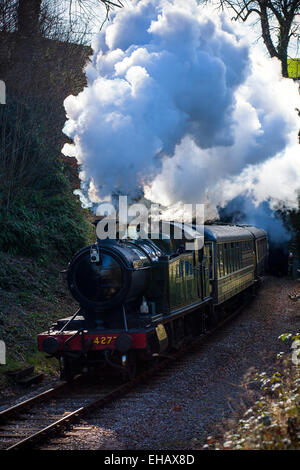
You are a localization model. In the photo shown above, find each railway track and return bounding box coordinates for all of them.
[0,298,250,451]
[0,376,135,450]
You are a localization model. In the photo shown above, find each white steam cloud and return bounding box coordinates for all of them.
[62,0,300,220]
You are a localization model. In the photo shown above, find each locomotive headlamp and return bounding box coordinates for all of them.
[42,337,59,354]
[115,333,133,353]
[90,244,101,263]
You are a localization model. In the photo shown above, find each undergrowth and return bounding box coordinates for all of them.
[0,251,82,389]
[202,334,300,450]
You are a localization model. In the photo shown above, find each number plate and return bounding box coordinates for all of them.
[93,335,117,345]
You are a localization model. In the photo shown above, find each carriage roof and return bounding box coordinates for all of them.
[202,224,265,242]
[239,225,267,240]
[152,222,267,243]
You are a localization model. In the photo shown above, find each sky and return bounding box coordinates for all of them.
[87,0,299,58]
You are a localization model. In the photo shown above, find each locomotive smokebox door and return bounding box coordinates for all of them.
[155,324,168,353]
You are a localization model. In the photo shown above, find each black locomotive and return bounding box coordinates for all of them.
[38,222,268,381]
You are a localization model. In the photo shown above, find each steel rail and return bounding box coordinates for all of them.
[0,382,68,423]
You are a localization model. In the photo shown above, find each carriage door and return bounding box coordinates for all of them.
[202,245,210,299]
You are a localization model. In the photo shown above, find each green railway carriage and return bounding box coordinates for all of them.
[202,225,267,305]
[243,225,268,277]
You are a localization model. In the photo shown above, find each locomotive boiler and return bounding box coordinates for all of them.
[38,222,268,381]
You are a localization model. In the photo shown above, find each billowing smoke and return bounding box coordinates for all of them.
[218,196,290,245]
[62,0,300,227]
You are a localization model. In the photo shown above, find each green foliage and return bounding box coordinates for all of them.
[0,92,51,205]
[0,189,92,259]
[279,332,300,343]
[0,92,93,260]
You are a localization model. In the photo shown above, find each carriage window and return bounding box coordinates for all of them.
[227,244,231,273]
[220,245,224,277]
[218,245,224,277]
[233,243,237,271]
[232,244,235,272]
[207,243,214,279]
[198,248,204,263]
[226,244,230,273]
[224,244,228,275]
[231,242,235,271]
[238,242,242,269]
[229,244,233,273]
[235,242,239,270]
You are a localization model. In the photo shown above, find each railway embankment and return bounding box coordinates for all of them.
[208,346,300,450]
[0,251,78,393]
[205,289,300,450]
[0,30,93,394]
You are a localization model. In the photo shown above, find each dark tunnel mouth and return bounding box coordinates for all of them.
[67,247,130,310]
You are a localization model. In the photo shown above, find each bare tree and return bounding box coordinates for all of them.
[1,0,124,42]
[61,0,124,43]
[0,0,18,32]
[69,0,124,27]
[215,0,300,77]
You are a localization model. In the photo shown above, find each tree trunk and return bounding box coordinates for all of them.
[280,53,289,77]
[260,4,278,59]
[17,0,42,37]
[278,22,292,78]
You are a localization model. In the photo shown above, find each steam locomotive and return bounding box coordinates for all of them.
[38,222,268,381]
